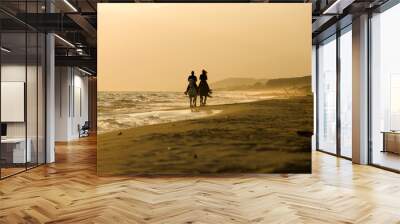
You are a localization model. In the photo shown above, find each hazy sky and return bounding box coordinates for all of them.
[98,3,311,92]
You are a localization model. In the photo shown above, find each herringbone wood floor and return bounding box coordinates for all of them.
[0,136,400,224]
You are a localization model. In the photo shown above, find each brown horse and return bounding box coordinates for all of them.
[199,70,211,106]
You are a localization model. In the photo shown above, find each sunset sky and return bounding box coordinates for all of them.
[98,3,311,92]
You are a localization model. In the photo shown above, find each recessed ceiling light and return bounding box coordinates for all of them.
[78,67,93,76]
[54,34,75,48]
[1,47,11,53]
[323,0,354,15]
[63,0,78,12]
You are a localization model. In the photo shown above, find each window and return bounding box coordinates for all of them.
[370,3,400,171]
[317,35,337,154]
[339,27,352,158]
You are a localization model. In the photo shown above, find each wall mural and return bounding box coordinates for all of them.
[97,3,312,175]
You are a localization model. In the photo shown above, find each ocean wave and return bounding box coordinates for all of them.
[98,91,272,133]
[98,109,222,134]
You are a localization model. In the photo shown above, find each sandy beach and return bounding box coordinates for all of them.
[97,95,312,175]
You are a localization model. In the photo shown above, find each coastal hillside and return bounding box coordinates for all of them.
[212,76,311,94]
[265,76,311,89]
[211,78,269,90]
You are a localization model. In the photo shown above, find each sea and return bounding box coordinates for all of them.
[98,91,273,134]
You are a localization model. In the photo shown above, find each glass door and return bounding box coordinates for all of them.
[1,31,28,178]
[0,1,47,179]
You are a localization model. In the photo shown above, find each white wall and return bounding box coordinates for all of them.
[72,72,89,138]
[1,65,38,138]
[55,67,89,141]
[1,65,26,139]
[55,66,70,141]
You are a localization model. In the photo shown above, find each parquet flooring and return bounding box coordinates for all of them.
[0,136,399,223]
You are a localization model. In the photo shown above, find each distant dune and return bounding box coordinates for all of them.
[265,76,311,89]
[211,77,269,90]
[212,76,311,94]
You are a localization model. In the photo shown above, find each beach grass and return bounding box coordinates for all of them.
[97,95,313,175]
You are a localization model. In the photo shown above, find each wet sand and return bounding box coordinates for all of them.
[97,96,312,175]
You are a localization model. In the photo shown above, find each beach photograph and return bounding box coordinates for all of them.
[97,3,312,175]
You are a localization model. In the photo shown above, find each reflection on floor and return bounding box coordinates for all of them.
[0,167,25,178]
[0,163,43,179]
[373,150,400,171]
[0,136,399,223]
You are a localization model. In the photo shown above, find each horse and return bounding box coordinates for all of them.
[199,80,211,106]
[186,79,197,108]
